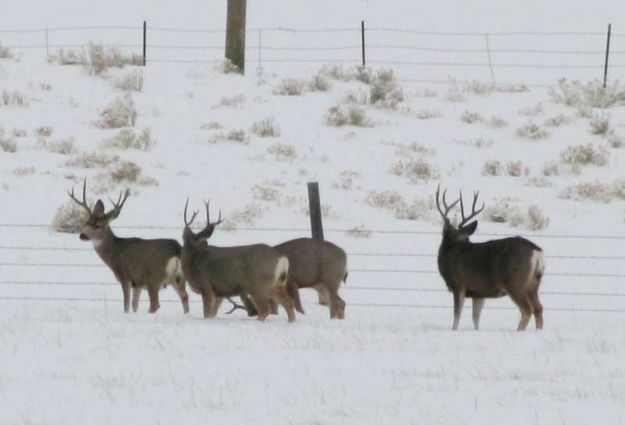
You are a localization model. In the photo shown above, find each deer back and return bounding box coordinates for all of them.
[110,238,182,286]
[274,238,347,286]
[439,236,543,298]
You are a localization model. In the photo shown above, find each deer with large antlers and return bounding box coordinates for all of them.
[435,185,545,331]
[68,180,189,314]
[181,200,295,322]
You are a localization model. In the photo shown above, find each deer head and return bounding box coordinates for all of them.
[182,199,223,247]
[68,179,129,243]
[435,184,485,244]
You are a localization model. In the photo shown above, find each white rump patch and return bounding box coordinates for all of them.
[274,256,289,286]
[530,250,545,277]
[165,257,181,282]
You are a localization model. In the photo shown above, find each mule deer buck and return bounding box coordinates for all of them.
[181,200,296,322]
[274,238,348,319]
[68,180,189,314]
[435,185,545,331]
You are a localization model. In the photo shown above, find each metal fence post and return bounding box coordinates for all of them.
[307,182,324,240]
[603,23,612,88]
[142,21,147,66]
[361,20,366,67]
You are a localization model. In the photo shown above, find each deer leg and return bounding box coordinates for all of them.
[271,286,296,323]
[147,285,160,313]
[249,292,270,321]
[452,291,466,330]
[131,286,142,313]
[328,287,346,320]
[121,281,131,313]
[172,279,190,314]
[287,279,305,314]
[209,297,223,317]
[528,291,544,330]
[472,298,485,330]
[241,293,259,317]
[509,293,534,331]
[316,286,331,306]
[201,288,215,319]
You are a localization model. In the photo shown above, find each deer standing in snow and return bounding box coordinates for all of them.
[435,186,545,331]
[180,200,295,322]
[68,180,189,314]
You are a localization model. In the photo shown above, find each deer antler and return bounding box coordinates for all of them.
[183,198,199,228]
[203,200,223,228]
[224,297,247,314]
[102,189,129,220]
[458,190,485,228]
[68,178,92,216]
[435,184,460,219]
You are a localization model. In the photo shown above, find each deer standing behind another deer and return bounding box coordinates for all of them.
[435,185,545,331]
[68,180,189,314]
[274,238,348,319]
[180,200,296,322]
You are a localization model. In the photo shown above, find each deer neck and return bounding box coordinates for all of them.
[91,227,121,269]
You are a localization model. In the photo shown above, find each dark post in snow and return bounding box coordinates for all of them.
[603,23,612,88]
[307,182,324,241]
[142,21,147,66]
[361,20,366,67]
[225,0,247,74]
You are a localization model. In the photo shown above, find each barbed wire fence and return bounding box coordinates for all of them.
[1,223,624,314]
[1,22,623,87]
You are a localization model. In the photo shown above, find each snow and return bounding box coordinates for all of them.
[1,0,625,424]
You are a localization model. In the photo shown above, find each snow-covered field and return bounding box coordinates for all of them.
[1,1,625,424]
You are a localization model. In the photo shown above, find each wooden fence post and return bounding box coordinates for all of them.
[307,182,324,240]
[603,23,612,88]
[142,21,147,66]
[225,0,247,74]
[361,20,366,67]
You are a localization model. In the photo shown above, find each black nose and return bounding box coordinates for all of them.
[79,233,89,241]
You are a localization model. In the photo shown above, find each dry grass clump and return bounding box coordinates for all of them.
[589,113,610,135]
[12,167,36,176]
[201,121,223,130]
[366,190,404,209]
[95,94,137,129]
[454,137,494,148]
[66,151,119,168]
[481,160,527,176]
[394,197,436,221]
[395,142,435,156]
[110,161,157,185]
[391,157,439,182]
[550,78,625,109]
[267,143,297,160]
[216,58,240,74]
[542,161,581,177]
[1,90,29,107]
[326,104,372,127]
[482,160,504,176]
[0,42,13,59]
[111,69,144,92]
[333,170,360,190]
[445,81,465,102]
[461,111,483,124]
[0,128,17,152]
[215,95,246,108]
[484,198,549,230]
[607,131,624,148]
[35,126,53,137]
[273,78,306,96]
[221,203,267,230]
[464,81,495,95]
[414,109,443,120]
[102,128,155,151]
[525,176,554,188]
[54,43,142,75]
[560,181,613,203]
[518,103,543,117]
[369,69,404,109]
[316,64,372,84]
[516,121,549,139]
[252,185,281,202]
[209,130,249,145]
[308,74,332,92]
[52,201,89,233]
[544,114,573,127]
[560,143,609,166]
[38,137,76,155]
[250,118,281,137]
[12,128,27,138]
[487,116,508,128]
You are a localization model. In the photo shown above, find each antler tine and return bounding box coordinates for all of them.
[458,190,485,227]
[224,297,247,315]
[435,184,460,219]
[68,178,92,216]
[203,200,224,227]
[183,198,198,227]
[104,188,129,220]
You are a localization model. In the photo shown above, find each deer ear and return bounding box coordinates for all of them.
[461,221,478,236]
[92,200,105,217]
